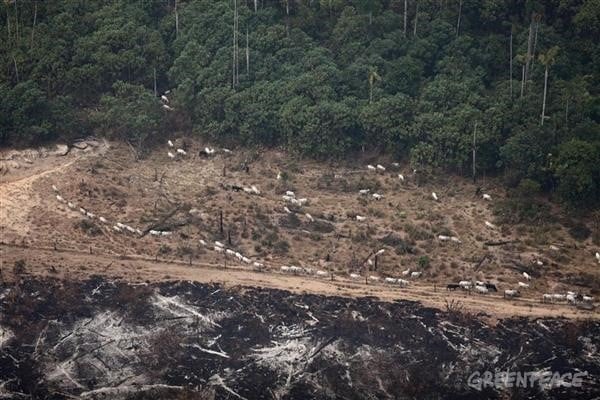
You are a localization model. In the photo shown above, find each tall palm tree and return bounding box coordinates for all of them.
[539,46,559,126]
[368,68,381,103]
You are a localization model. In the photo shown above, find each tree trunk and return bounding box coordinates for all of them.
[413,1,418,37]
[254,0,257,12]
[472,122,477,183]
[232,22,236,88]
[14,0,19,46]
[285,0,289,36]
[403,0,407,37]
[246,27,249,76]
[6,5,10,46]
[509,30,513,98]
[531,19,539,71]
[12,55,19,82]
[456,0,462,37]
[520,65,525,98]
[541,65,548,126]
[565,98,569,130]
[232,0,237,89]
[175,0,179,37]
[153,66,157,97]
[524,15,534,91]
[30,0,37,48]
[236,1,239,85]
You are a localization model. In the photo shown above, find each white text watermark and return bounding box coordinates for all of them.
[467,370,588,391]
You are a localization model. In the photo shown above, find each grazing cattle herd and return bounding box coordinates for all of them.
[47,140,597,311]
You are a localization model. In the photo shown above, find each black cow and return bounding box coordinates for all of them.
[485,283,498,292]
[447,284,460,291]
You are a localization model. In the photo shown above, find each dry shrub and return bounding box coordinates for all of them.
[405,223,433,241]
[445,299,475,325]
[74,219,101,236]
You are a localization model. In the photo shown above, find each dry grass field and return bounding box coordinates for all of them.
[1,138,599,319]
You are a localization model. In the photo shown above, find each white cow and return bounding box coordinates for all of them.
[458,281,471,290]
[431,192,438,201]
[484,221,496,229]
[372,193,383,200]
[289,266,302,274]
[410,271,422,278]
[367,165,376,171]
[356,215,366,222]
[552,294,566,302]
[359,189,370,195]
[398,174,405,181]
[523,272,531,281]
[167,151,175,159]
[350,273,361,280]
[518,282,530,288]
[438,235,450,241]
[385,277,397,284]
[305,213,314,222]
[176,148,187,155]
[376,164,386,172]
[482,194,492,201]
[474,285,489,294]
[542,294,553,303]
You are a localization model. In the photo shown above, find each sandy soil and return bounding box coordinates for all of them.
[0,139,598,320]
[2,244,598,321]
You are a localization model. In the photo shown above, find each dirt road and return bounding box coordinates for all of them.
[1,244,597,321]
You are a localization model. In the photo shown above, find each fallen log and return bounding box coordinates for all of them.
[506,261,540,278]
[484,240,518,246]
[473,254,489,271]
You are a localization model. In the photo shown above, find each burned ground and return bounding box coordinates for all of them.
[1,277,599,399]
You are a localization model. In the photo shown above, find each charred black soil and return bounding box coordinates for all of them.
[1,277,599,399]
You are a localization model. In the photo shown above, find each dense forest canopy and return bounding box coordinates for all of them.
[1,0,599,208]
